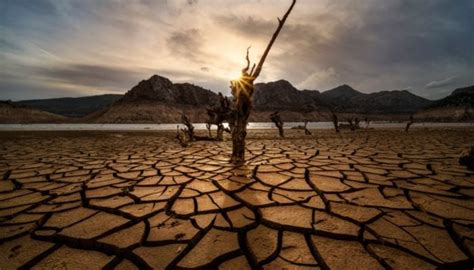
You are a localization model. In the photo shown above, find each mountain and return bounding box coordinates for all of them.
[18,94,123,118]
[425,85,474,109]
[415,85,474,121]
[252,81,430,118]
[0,100,67,123]
[119,75,218,106]
[89,75,219,123]
[319,85,431,114]
[253,80,326,112]
[3,73,471,123]
[320,84,363,104]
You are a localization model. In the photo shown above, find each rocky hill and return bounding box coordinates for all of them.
[0,100,67,123]
[415,85,473,121]
[253,80,326,112]
[318,85,431,114]
[89,75,220,123]
[3,73,472,123]
[18,94,122,118]
[251,81,430,120]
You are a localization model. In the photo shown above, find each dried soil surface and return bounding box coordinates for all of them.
[0,129,473,269]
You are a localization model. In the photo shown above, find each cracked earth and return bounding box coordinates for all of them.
[0,129,473,269]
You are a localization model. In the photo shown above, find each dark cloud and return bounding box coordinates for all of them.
[32,64,147,89]
[186,0,199,6]
[0,78,88,101]
[214,0,474,99]
[213,15,275,40]
[167,28,205,63]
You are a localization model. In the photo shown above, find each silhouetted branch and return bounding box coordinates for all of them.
[242,46,251,74]
[251,0,296,79]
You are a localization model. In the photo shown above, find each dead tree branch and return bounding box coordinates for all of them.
[270,111,284,137]
[405,115,414,132]
[251,0,296,79]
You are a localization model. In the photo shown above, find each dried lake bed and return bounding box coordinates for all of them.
[0,128,473,269]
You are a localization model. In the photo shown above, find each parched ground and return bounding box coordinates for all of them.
[0,129,473,270]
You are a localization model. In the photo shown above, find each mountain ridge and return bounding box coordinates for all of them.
[4,74,473,123]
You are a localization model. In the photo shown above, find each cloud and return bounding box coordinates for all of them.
[297,67,338,90]
[166,28,206,63]
[425,76,458,89]
[0,0,473,101]
[186,0,199,6]
[32,64,149,89]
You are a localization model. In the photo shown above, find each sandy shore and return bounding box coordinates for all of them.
[0,128,473,269]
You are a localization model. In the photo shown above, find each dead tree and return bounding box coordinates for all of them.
[332,112,339,133]
[347,118,355,131]
[270,111,284,137]
[181,114,195,141]
[206,92,232,141]
[405,115,414,132]
[304,120,312,135]
[365,117,370,130]
[206,122,212,137]
[229,0,296,163]
[459,147,474,171]
[176,126,189,147]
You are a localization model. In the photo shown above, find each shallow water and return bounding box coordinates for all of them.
[0,122,472,131]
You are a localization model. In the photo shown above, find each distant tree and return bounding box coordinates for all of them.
[405,115,414,132]
[459,147,474,171]
[181,114,195,141]
[176,125,189,147]
[304,120,312,135]
[332,112,339,133]
[270,111,284,137]
[206,92,232,141]
[354,117,360,129]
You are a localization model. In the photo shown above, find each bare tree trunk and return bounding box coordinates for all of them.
[231,97,252,162]
[206,122,212,138]
[176,126,189,147]
[405,115,414,132]
[332,113,339,133]
[181,114,195,141]
[216,123,225,141]
[230,0,296,163]
[304,120,312,135]
[270,111,284,137]
[365,117,370,130]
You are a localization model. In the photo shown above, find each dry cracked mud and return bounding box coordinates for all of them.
[0,129,473,269]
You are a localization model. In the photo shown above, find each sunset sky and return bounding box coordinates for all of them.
[1,0,473,101]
